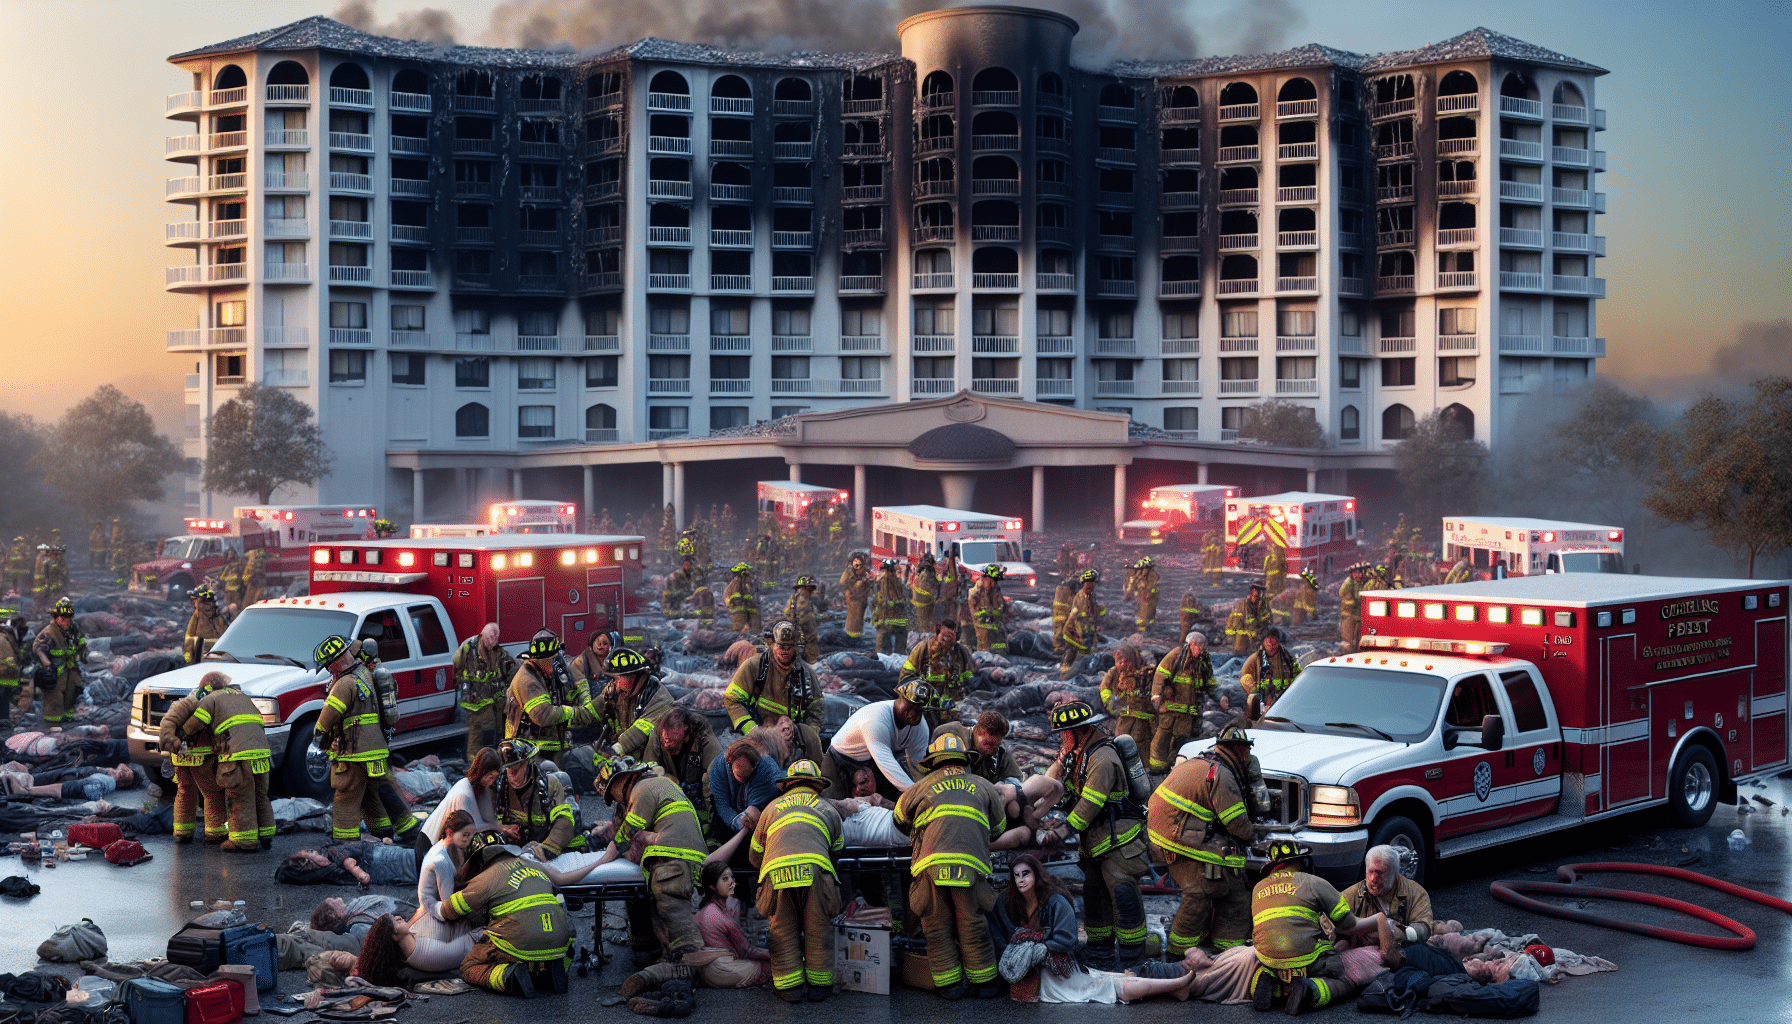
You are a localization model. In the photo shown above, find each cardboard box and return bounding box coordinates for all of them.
[899,951,937,991]
[834,922,891,995]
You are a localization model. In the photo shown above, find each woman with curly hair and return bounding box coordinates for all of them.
[351,915,408,988]
[690,861,771,988]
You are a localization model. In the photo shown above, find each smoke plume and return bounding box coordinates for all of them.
[334,0,461,44]
[1710,319,1792,382]
[479,0,1307,65]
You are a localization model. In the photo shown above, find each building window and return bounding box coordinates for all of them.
[455,402,489,438]
[1099,310,1133,339]
[1381,358,1415,387]
[587,308,620,337]
[1339,358,1364,390]
[771,406,808,419]
[518,311,558,338]
[1383,403,1415,440]
[842,307,881,337]
[1340,310,1361,336]
[1277,356,1316,380]
[1165,407,1197,432]
[913,301,954,336]
[329,349,367,383]
[1164,359,1199,382]
[1221,407,1244,433]
[1162,311,1199,339]
[1340,405,1360,440]
[392,304,425,330]
[1220,357,1257,382]
[650,304,690,335]
[391,352,425,385]
[454,308,491,335]
[711,305,749,336]
[455,357,490,388]
[649,406,688,432]
[1221,309,1258,338]
[330,301,367,329]
[840,356,881,381]
[214,351,245,383]
[774,307,811,337]
[1380,307,1416,339]
[517,406,554,439]
[1277,310,1315,337]
[711,355,750,380]
[772,356,809,380]
[1439,356,1475,387]
[517,358,556,390]
[710,406,749,430]
[649,355,689,380]
[1438,307,1476,336]
[586,356,618,388]
[215,300,246,327]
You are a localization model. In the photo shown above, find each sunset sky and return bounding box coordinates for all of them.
[0,0,1785,429]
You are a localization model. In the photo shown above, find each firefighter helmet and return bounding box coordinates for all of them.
[768,620,800,646]
[1215,724,1253,747]
[595,756,654,802]
[191,586,215,603]
[918,731,971,770]
[894,679,940,708]
[881,558,899,571]
[731,562,753,575]
[1348,561,1371,575]
[499,738,539,767]
[793,575,816,589]
[1048,699,1110,732]
[1136,556,1154,568]
[312,634,351,670]
[1078,569,1100,583]
[466,830,523,875]
[1263,838,1312,871]
[526,629,563,660]
[1263,626,1288,645]
[606,647,651,676]
[371,518,396,537]
[983,563,1005,580]
[1185,630,1208,647]
[1299,567,1319,590]
[850,551,867,564]
[356,637,380,665]
[776,759,829,791]
[676,538,696,556]
[1249,579,1264,593]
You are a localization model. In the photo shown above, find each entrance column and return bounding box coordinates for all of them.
[582,466,595,530]
[853,464,867,541]
[661,463,674,514]
[511,468,523,498]
[1336,468,1349,494]
[940,472,977,510]
[788,462,802,483]
[672,462,686,529]
[455,468,470,518]
[1197,461,1208,485]
[1113,464,1127,533]
[1306,468,1318,492]
[1031,466,1046,534]
[412,469,425,522]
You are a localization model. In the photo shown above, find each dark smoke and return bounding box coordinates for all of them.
[334,0,461,44]
[480,0,1306,64]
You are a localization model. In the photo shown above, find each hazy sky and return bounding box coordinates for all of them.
[0,0,1786,427]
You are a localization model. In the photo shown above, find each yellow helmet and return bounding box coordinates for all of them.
[731,562,753,575]
[595,755,654,802]
[526,629,563,660]
[776,759,829,791]
[312,634,350,669]
[605,647,651,676]
[918,730,970,770]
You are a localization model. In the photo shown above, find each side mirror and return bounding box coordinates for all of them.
[1023,549,1033,563]
[1480,714,1505,751]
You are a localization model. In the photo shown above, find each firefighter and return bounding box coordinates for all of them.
[1148,724,1255,959]
[725,563,760,634]
[182,586,230,664]
[591,756,707,966]
[1444,555,1473,585]
[899,616,974,729]
[0,612,22,727]
[1201,531,1225,587]
[871,559,910,655]
[968,564,1008,654]
[1262,542,1288,601]
[1292,568,1320,625]
[1338,563,1368,651]
[32,597,84,724]
[1179,589,1206,636]
[1060,569,1103,678]
[108,519,124,560]
[755,532,779,584]
[1051,574,1075,664]
[892,732,1008,999]
[158,667,227,844]
[505,629,597,762]
[313,634,416,841]
[456,623,518,762]
[935,553,961,627]
[837,552,872,642]
[909,552,937,634]
[643,706,722,834]
[1099,643,1155,744]
[662,554,698,616]
[685,584,717,627]
[441,832,571,998]
[1249,839,1380,1014]
[219,550,246,610]
[783,577,821,664]
[87,521,105,569]
[183,670,275,852]
[5,537,29,595]
[1151,631,1216,773]
[355,638,402,738]
[1240,627,1301,713]
[34,543,68,606]
[371,518,398,540]
[494,738,580,858]
[595,647,674,762]
[1056,542,1075,579]
[1042,700,1151,969]
[1125,557,1160,632]
[724,620,826,763]
[241,547,267,605]
[750,759,845,1002]
[1228,581,1272,656]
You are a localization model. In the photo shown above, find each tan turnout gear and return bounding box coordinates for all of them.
[1099,646,1155,743]
[872,570,911,655]
[612,774,707,961]
[1249,863,1364,1010]
[187,683,274,850]
[722,644,825,762]
[725,573,760,634]
[1060,735,1150,962]
[455,635,518,761]
[1149,644,1216,772]
[892,757,1007,991]
[452,852,571,994]
[838,562,872,640]
[32,618,84,724]
[1125,562,1160,631]
[158,685,226,843]
[750,775,844,994]
[1148,751,1254,956]
[783,589,820,664]
[967,579,1007,654]
[316,662,416,841]
[504,660,596,759]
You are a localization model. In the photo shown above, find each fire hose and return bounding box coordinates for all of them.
[1489,861,1792,950]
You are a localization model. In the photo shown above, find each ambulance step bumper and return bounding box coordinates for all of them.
[388,722,469,751]
[1436,813,1582,859]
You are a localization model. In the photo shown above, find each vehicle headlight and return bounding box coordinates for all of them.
[251,696,282,726]
[1309,785,1362,828]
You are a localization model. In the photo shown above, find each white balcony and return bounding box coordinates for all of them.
[582,334,620,354]
[208,87,248,107]
[648,378,691,394]
[1499,139,1544,160]
[648,226,692,245]
[330,131,373,152]
[389,331,434,349]
[263,369,309,387]
[1552,104,1589,124]
[1218,188,1259,205]
[711,379,752,394]
[1278,230,1317,248]
[1500,227,1543,247]
[1437,138,1478,157]
[1437,271,1479,290]
[649,274,693,291]
[1552,146,1590,167]
[1436,94,1479,113]
[1552,336,1606,356]
[1276,378,1319,396]
[585,428,621,443]
[1439,334,1478,352]
[841,335,886,352]
[1093,337,1137,356]
[648,334,689,352]
[1096,280,1137,297]
[647,92,692,112]
[166,91,202,113]
[1499,271,1544,290]
[1218,102,1259,122]
[1218,233,1258,251]
[771,335,812,353]
[913,273,955,290]
[771,276,814,292]
[648,180,693,200]
[166,176,201,197]
[1277,142,1318,160]
[913,378,955,394]
[1339,277,1364,295]
[839,379,885,394]
[648,135,692,155]
[330,172,372,192]
[843,185,885,202]
[329,328,372,346]
[1499,334,1544,353]
[1160,280,1202,297]
[1217,145,1260,163]
[773,141,813,160]
[166,329,201,350]
[711,96,753,114]
[1499,180,1544,202]
[1098,105,1137,123]
[710,140,754,158]
[1277,98,1319,118]
[970,226,1020,242]
[391,177,430,196]
[1552,187,1591,207]
[329,219,372,239]
[1551,276,1606,297]
[772,187,813,204]
[1036,378,1075,396]
[184,374,200,390]
[972,335,1019,354]
[1500,96,1543,118]
[1378,336,1416,354]
[1553,232,1605,255]
[1096,380,1138,396]
[329,86,373,107]
[1376,275,1414,291]
[710,274,752,291]
[1276,336,1317,352]
[519,185,561,203]
[1038,336,1075,354]
[1276,186,1318,204]
[165,135,202,156]
[1277,277,1318,293]
[1436,228,1477,247]
[264,263,309,282]
[839,276,884,292]
[328,265,372,284]
[1160,379,1200,395]
[1215,278,1258,295]
[266,129,309,148]
[709,229,753,247]
[772,231,812,248]
[912,334,955,353]
[972,378,1020,395]
[390,270,434,289]
[1438,179,1478,198]
[1216,381,1257,397]
[1160,106,1200,123]
[1218,336,1258,352]
[1377,229,1414,247]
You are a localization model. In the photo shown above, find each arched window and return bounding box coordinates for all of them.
[1218,82,1257,106]
[650,71,689,94]
[711,162,751,186]
[922,71,954,100]
[1037,72,1064,97]
[269,61,310,86]
[1277,77,1316,101]
[1500,72,1537,100]
[1553,81,1584,106]
[456,403,490,438]
[1278,207,1315,232]
[586,404,617,431]
[711,75,750,101]
[1442,403,1474,438]
[774,78,812,100]
[1165,84,1199,109]
[1439,70,1477,96]
[1099,83,1133,108]
[214,65,247,91]
[329,63,369,90]
[972,67,1018,92]
[1340,405,1360,441]
[1219,254,1257,280]
[971,110,1018,135]
[1382,403,1414,441]
[971,246,1017,273]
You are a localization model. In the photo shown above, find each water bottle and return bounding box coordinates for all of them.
[1728,828,1748,852]
[159,754,176,780]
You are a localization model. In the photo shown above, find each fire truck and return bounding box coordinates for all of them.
[1118,484,1237,547]
[1223,492,1360,576]
[870,505,1037,588]
[756,481,850,527]
[1442,517,1627,577]
[130,505,378,601]
[490,500,579,533]
[1183,573,1789,886]
[127,532,644,799]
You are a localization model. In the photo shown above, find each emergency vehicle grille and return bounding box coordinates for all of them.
[1260,774,1304,828]
[135,691,179,731]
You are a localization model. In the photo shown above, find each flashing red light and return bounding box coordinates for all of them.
[1542,531,1556,543]
[1344,500,1355,511]
[837,491,848,501]
[341,510,353,518]
[942,521,960,533]
[1607,530,1622,542]
[1004,520,1023,530]
[561,505,575,515]
[507,507,518,516]
[282,511,294,521]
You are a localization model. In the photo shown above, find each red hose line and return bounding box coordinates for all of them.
[1489,861,1792,951]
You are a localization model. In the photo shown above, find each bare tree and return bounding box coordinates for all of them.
[34,386,183,523]
[1393,410,1488,545]
[201,383,334,504]
[1643,376,1792,578]
[1239,399,1325,448]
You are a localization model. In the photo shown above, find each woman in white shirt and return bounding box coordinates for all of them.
[403,808,482,971]
[413,747,502,872]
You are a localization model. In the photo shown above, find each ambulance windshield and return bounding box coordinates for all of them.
[213,607,357,666]
[959,541,1020,565]
[1557,551,1625,574]
[1262,665,1446,743]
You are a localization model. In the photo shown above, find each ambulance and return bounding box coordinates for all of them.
[1442,517,1626,577]
[410,523,494,538]
[1182,573,1789,886]
[490,500,579,533]
[1223,492,1360,575]
[869,505,1037,587]
[1117,484,1237,547]
[130,505,378,601]
[756,481,850,527]
[128,532,645,800]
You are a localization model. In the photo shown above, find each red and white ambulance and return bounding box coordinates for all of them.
[490,500,579,534]
[1442,517,1627,577]
[1222,492,1360,575]
[756,481,849,527]
[130,505,378,601]
[128,532,644,799]
[1118,484,1237,547]
[870,505,1037,588]
[1184,573,1789,885]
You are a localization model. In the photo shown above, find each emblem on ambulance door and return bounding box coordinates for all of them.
[1473,761,1493,802]
[1533,748,1546,776]
[434,668,447,691]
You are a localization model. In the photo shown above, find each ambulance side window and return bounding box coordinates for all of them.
[895,536,908,557]
[359,609,412,663]
[407,604,451,657]
[1444,674,1498,729]
[1498,671,1550,733]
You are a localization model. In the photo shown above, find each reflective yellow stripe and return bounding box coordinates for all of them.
[1158,788,1212,820]
[191,706,213,725]
[759,852,837,883]
[325,695,348,713]
[914,804,990,829]
[491,892,560,917]
[913,851,993,877]
[766,809,831,838]
[346,713,381,726]
[220,747,272,762]
[643,844,705,864]
[1330,895,1351,921]
[523,694,549,712]
[1253,904,1320,926]
[449,892,471,917]
[216,713,262,733]
[1217,801,1247,823]
[1255,940,1332,971]
[486,933,569,962]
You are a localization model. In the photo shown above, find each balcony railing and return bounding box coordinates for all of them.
[1551,187,1591,206]
[914,225,954,243]
[585,91,624,114]
[772,276,814,292]
[648,334,690,352]
[1096,280,1137,297]
[1498,180,1544,201]
[838,379,885,394]
[843,185,885,202]
[519,140,564,159]
[1278,142,1318,160]
[840,276,884,292]
[1277,276,1318,292]
[1097,146,1136,164]
[710,183,752,202]
[1376,274,1414,291]
[209,87,248,107]
[584,271,623,290]
[331,172,372,192]
[972,335,1018,354]
[773,141,814,160]
[772,99,815,117]
[1161,235,1198,252]
[1438,179,1478,197]
[913,273,955,290]
[648,378,690,394]
[1436,228,1477,246]
[1161,380,1200,398]
[1098,105,1136,123]
[263,369,309,387]
[843,228,885,246]
[1218,233,1257,251]
[1276,186,1318,204]
[391,269,434,288]
[518,229,559,247]
[971,135,1020,152]
[1499,138,1544,160]
[1437,271,1478,289]
[970,178,1021,196]
[165,134,202,156]
[1552,104,1589,124]
[648,226,692,245]
[1095,380,1138,396]
[391,177,430,195]
[1276,378,1319,396]
[1500,227,1543,247]
[264,262,309,282]
[1500,96,1543,118]
[1160,147,1200,165]
[389,331,434,349]
[709,139,753,158]
[328,265,373,284]
[329,328,372,346]
[1217,145,1260,163]
[1274,335,1317,353]
[711,274,752,291]
[772,187,813,203]
[166,90,202,113]
[711,379,752,394]
[1218,336,1257,352]
[970,226,1020,242]
[208,131,248,149]
[771,335,812,352]
[330,131,373,152]
[1373,141,1415,160]
[1161,106,1200,123]
[1376,184,1415,202]
[1037,273,1076,290]
[265,129,309,148]
[587,137,625,157]
[1162,191,1201,208]
[1037,378,1075,396]
[586,429,621,443]
[1278,230,1317,248]
[515,334,560,352]
[971,89,1019,107]
[912,334,955,353]
[330,86,373,107]
[1038,336,1075,354]
[1161,280,1202,297]
[1499,334,1544,353]
[1277,98,1319,118]
[1500,271,1544,290]
[772,230,812,248]
[1215,278,1258,295]
[1552,275,1606,296]
[1218,102,1259,122]
[1369,97,1415,119]
[456,227,493,244]
[647,92,692,111]
[1436,94,1479,114]
[972,378,1020,395]
[1377,336,1416,354]
[1094,338,1136,355]
[329,219,372,239]
[842,98,884,115]
[646,135,691,155]
[711,96,753,114]
[1552,146,1590,166]
[1339,277,1364,295]
[840,334,885,351]
[1439,334,1478,352]
[584,335,621,353]
[648,180,694,199]
[519,185,561,203]
[1037,179,1069,197]
[1553,232,1604,254]
[1552,336,1606,356]
[649,274,693,290]
[1217,381,1258,396]
[1377,229,1414,247]
[913,377,955,394]
[1217,188,1258,205]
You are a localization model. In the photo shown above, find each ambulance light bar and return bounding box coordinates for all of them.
[1004,520,1023,530]
[1359,636,1507,657]
[185,518,229,532]
[1607,530,1622,542]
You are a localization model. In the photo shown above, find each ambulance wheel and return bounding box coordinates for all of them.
[1667,744,1718,827]
[1368,815,1428,887]
[283,715,333,802]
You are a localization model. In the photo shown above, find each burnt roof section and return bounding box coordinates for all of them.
[1111,27,1602,80]
[1112,42,1366,79]
[907,423,1017,462]
[1361,27,1605,74]
[171,15,903,72]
